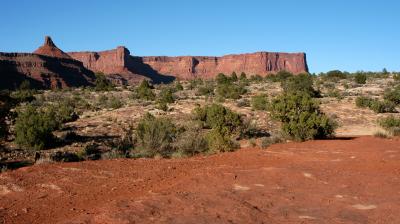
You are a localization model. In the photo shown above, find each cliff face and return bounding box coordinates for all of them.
[0,52,95,89]
[68,48,308,82]
[0,37,95,89]
[141,52,308,80]
[0,36,309,89]
[33,36,72,59]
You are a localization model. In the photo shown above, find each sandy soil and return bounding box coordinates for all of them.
[1,136,400,224]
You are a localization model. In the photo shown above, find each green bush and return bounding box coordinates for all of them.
[266,71,293,82]
[270,92,337,141]
[174,81,184,91]
[384,86,400,104]
[379,116,400,136]
[205,129,239,152]
[189,78,204,90]
[216,83,247,99]
[251,94,269,110]
[249,74,263,83]
[240,72,247,80]
[158,88,175,104]
[196,81,215,96]
[14,105,60,150]
[369,100,396,113]
[11,81,36,103]
[193,104,243,137]
[135,113,177,157]
[355,96,396,113]
[133,80,155,101]
[193,104,243,152]
[216,73,231,85]
[108,96,123,109]
[324,70,347,81]
[355,96,374,108]
[355,73,367,84]
[281,73,319,97]
[174,124,208,156]
[230,72,238,82]
[95,73,114,91]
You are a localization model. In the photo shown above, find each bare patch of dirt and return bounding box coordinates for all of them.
[1,136,400,223]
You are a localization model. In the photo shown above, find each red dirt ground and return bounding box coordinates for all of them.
[1,136,400,224]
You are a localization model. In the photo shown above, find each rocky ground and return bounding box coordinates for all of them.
[1,136,399,223]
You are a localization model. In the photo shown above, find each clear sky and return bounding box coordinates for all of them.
[1,0,399,73]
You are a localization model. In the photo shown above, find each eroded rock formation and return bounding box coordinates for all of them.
[34,36,72,59]
[0,37,95,89]
[0,36,309,89]
[68,47,308,83]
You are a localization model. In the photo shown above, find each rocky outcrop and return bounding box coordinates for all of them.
[0,36,309,89]
[0,54,95,90]
[68,48,308,83]
[141,52,308,80]
[34,36,72,59]
[0,37,95,89]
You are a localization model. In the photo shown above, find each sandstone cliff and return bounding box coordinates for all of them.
[0,36,309,89]
[141,52,308,80]
[0,53,95,89]
[68,47,308,82]
[34,36,72,59]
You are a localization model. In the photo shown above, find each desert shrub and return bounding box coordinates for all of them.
[216,73,231,85]
[355,73,367,84]
[355,96,396,113]
[269,92,337,141]
[251,94,269,110]
[355,96,374,108]
[193,104,243,152]
[326,89,343,100]
[193,104,243,137]
[10,81,36,103]
[158,88,175,104]
[369,100,396,113]
[205,129,239,152]
[384,86,400,104]
[230,72,238,82]
[14,105,60,150]
[266,70,293,82]
[174,81,184,91]
[54,99,79,122]
[249,74,263,83]
[240,72,247,80]
[379,116,400,136]
[393,74,400,82]
[374,131,389,138]
[196,81,215,96]
[133,80,155,101]
[95,73,114,91]
[216,82,247,99]
[135,113,177,157]
[156,88,175,111]
[281,73,319,97]
[174,124,208,156]
[324,70,347,81]
[260,136,283,149]
[189,78,204,90]
[108,96,123,109]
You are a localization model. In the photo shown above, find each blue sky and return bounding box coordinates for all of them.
[1,0,399,73]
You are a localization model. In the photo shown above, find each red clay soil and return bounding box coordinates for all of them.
[1,136,400,224]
